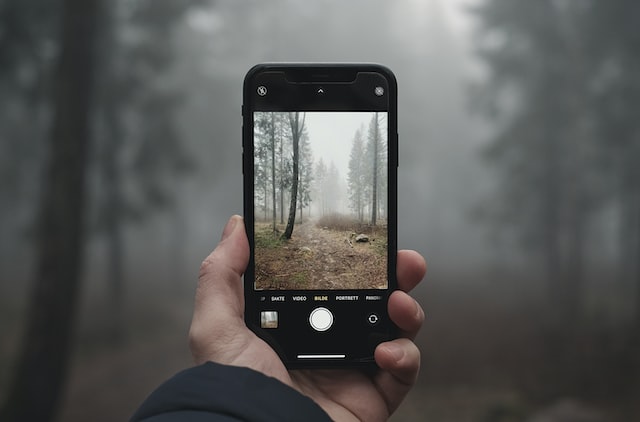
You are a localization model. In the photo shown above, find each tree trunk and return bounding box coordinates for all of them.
[371,113,379,226]
[263,179,268,221]
[283,113,304,240]
[299,180,303,224]
[542,119,562,310]
[298,164,304,224]
[1,0,101,420]
[171,194,188,295]
[279,134,284,225]
[632,165,640,329]
[271,112,277,233]
[96,0,126,343]
[103,93,126,343]
[564,198,584,323]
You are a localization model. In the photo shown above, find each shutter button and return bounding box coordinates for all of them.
[309,307,333,332]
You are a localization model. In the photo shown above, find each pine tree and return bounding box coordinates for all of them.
[297,129,313,222]
[366,113,383,225]
[473,0,602,321]
[314,158,328,216]
[348,127,367,221]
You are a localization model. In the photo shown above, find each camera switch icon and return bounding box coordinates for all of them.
[367,313,379,325]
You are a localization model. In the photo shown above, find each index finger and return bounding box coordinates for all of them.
[396,250,426,293]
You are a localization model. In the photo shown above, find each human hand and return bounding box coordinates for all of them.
[189,215,426,421]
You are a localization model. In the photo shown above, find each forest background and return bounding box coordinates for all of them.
[1,0,639,421]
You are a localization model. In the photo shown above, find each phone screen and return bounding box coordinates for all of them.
[252,111,388,291]
[243,64,397,367]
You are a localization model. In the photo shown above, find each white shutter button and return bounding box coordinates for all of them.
[309,307,333,332]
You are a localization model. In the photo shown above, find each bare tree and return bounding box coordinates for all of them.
[270,112,277,231]
[282,112,305,239]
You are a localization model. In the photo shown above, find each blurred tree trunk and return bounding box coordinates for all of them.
[0,0,101,420]
[635,193,640,330]
[631,164,640,329]
[98,0,126,343]
[619,144,640,330]
[558,13,591,323]
[563,196,585,322]
[541,122,562,309]
[616,154,635,310]
[171,197,188,294]
[103,92,126,342]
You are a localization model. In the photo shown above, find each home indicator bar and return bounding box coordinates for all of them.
[297,354,346,359]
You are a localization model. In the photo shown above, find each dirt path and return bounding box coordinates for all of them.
[255,219,387,290]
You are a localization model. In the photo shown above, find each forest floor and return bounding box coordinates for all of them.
[254,218,387,290]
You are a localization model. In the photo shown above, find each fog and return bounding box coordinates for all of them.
[1,0,638,420]
[166,0,489,270]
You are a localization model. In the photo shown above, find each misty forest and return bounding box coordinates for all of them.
[1,0,640,421]
[253,111,388,290]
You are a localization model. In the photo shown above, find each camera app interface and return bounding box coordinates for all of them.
[253,111,389,291]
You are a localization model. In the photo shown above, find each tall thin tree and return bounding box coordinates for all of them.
[348,127,367,221]
[369,112,380,226]
[282,112,305,239]
[270,112,277,232]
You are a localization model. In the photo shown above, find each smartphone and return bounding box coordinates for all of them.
[242,63,398,368]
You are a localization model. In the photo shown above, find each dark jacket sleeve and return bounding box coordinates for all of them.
[130,361,332,422]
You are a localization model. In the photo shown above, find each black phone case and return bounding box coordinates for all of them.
[242,63,398,368]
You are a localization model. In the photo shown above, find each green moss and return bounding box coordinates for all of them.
[255,227,284,248]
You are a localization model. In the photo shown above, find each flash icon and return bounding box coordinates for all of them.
[257,85,267,96]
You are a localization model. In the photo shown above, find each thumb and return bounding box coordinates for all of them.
[190,215,250,362]
[211,214,249,277]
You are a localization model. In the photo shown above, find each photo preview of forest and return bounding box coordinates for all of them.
[253,111,389,290]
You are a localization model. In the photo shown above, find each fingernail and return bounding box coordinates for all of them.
[221,215,240,240]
